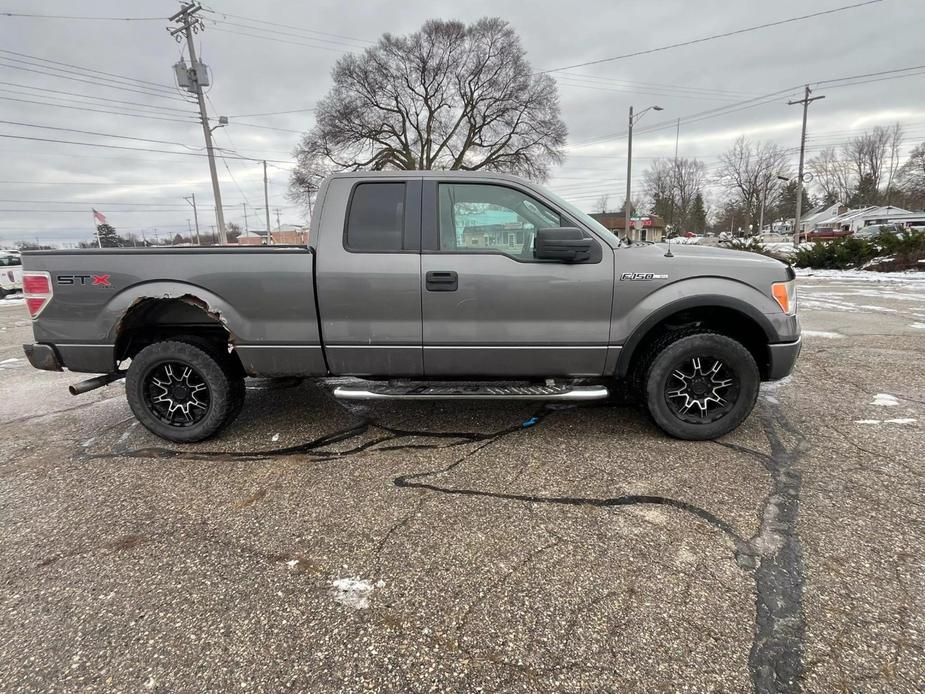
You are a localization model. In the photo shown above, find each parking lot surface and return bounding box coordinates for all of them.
[1,275,923,692]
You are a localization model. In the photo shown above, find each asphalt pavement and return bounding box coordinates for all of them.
[0,274,922,692]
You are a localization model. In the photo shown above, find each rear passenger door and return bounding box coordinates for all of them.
[314,177,423,376]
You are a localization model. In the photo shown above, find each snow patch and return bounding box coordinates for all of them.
[801,330,844,339]
[0,357,23,369]
[885,418,916,425]
[870,393,899,407]
[271,433,280,442]
[330,577,385,609]
[911,323,925,329]
[854,419,882,425]
[761,375,792,392]
[796,268,925,283]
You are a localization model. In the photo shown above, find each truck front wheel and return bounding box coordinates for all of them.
[126,340,240,443]
[643,332,760,440]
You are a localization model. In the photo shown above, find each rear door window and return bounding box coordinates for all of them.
[345,183,406,252]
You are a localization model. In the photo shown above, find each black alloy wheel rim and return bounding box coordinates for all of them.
[664,355,740,424]
[143,361,211,427]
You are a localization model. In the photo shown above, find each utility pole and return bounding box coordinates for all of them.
[624,104,664,243]
[243,202,248,232]
[168,3,228,244]
[275,208,282,232]
[668,117,680,233]
[183,193,201,245]
[263,160,272,244]
[788,85,825,245]
[624,106,634,242]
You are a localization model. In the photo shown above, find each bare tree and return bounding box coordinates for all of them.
[290,18,567,206]
[808,145,853,204]
[884,123,905,204]
[899,142,925,198]
[716,136,790,232]
[643,157,706,231]
[593,194,610,214]
[845,125,892,190]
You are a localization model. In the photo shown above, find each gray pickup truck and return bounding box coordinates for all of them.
[21,171,800,442]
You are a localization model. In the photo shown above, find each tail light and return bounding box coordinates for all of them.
[23,271,53,319]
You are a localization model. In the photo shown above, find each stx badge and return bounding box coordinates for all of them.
[56,274,112,287]
[620,272,668,281]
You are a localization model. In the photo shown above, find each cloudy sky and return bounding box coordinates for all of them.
[0,0,922,246]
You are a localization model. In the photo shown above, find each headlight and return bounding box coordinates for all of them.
[771,279,797,315]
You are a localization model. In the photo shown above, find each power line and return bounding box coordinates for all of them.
[542,0,882,73]
[0,133,295,163]
[0,119,204,149]
[199,7,373,45]
[555,77,749,102]
[571,61,925,151]
[0,48,181,93]
[552,72,758,98]
[208,18,371,50]
[0,81,198,114]
[0,59,190,101]
[0,12,164,21]
[207,26,357,55]
[226,107,316,117]
[0,94,201,124]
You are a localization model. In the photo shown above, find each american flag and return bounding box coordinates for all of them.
[92,208,107,224]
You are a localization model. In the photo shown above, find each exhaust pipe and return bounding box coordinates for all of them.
[69,372,124,396]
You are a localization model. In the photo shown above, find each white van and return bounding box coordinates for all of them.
[0,252,22,297]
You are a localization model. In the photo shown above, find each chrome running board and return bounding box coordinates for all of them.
[332,383,609,401]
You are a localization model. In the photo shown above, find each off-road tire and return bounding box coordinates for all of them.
[126,340,236,443]
[172,335,246,427]
[642,331,760,440]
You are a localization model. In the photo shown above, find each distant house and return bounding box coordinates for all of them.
[235,227,309,246]
[799,203,844,234]
[590,213,666,242]
[454,208,530,252]
[813,205,913,233]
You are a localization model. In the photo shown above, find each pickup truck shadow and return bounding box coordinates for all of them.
[80,380,807,693]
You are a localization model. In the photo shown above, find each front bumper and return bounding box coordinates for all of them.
[23,343,63,372]
[767,336,802,380]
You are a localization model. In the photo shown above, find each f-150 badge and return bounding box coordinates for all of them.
[620,272,668,281]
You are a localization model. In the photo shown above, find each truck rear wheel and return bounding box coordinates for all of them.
[642,331,759,440]
[126,340,240,443]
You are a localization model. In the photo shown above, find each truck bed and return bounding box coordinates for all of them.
[22,246,324,376]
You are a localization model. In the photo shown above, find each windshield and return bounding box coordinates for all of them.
[540,188,615,240]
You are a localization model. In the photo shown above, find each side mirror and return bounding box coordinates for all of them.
[534,227,594,263]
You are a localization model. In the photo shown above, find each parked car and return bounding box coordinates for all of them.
[0,252,22,297]
[804,227,851,242]
[21,171,801,442]
[854,224,904,240]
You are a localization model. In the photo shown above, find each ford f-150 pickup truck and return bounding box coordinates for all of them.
[21,171,801,442]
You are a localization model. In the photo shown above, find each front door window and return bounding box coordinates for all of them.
[437,183,562,260]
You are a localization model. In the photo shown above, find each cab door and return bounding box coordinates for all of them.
[314,177,423,376]
[420,180,614,377]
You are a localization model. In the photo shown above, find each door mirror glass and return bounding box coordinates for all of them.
[534,227,594,263]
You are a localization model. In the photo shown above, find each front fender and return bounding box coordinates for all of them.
[612,277,796,378]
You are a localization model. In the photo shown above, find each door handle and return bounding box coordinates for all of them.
[426,270,458,292]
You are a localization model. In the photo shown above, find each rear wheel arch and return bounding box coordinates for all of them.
[113,293,244,377]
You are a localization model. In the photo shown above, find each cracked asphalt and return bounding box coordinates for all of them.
[0,274,923,693]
